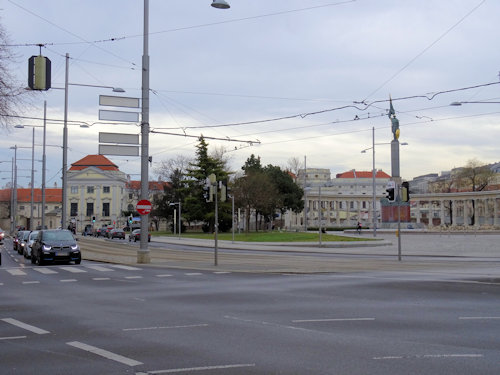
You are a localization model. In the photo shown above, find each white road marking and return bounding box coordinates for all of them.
[185,273,202,276]
[86,265,115,272]
[0,283,4,286]
[123,324,209,332]
[1,318,50,334]
[292,318,375,323]
[67,341,143,367]
[373,354,484,360]
[33,267,58,274]
[213,271,231,274]
[22,281,40,285]
[125,276,143,279]
[59,266,86,273]
[0,336,27,340]
[93,277,111,281]
[111,265,142,271]
[60,279,77,283]
[139,363,256,374]
[156,274,172,278]
[459,316,500,320]
[6,269,27,276]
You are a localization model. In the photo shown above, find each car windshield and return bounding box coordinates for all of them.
[29,232,38,240]
[22,232,30,240]
[43,231,75,241]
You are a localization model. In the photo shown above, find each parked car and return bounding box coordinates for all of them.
[24,230,39,259]
[13,230,28,253]
[18,230,31,256]
[31,229,81,265]
[128,229,151,242]
[109,228,125,239]
[96,225,113,237]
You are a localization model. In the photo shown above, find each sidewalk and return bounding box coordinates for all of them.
[79,232,500,274]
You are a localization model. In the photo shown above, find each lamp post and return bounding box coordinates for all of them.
[138,0,230,263]
[9,146,17,233]
[15,119,47,231]
[61,55,125,232]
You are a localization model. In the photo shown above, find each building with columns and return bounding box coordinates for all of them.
[284,168,391,230]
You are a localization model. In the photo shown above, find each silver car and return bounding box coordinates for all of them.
[24,231,39,259]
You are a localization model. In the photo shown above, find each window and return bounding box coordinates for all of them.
[103,186,110,194]
[127,204,134,211]
[71,186,78,194]
[87,186,95,194]
[70,203,78,217]
[102,202,110,217]
[19,205,25,210]
[86,202,94,216]
[129,193,133,199]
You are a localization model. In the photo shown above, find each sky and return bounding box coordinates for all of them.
[1,0,500,190]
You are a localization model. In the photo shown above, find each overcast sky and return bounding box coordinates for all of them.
[2,0,499,189]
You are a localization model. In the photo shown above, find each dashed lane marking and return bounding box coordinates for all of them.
[1,318,50,334]
[67,341,143,367]
[136,363,256,374]
[60,279,77,283]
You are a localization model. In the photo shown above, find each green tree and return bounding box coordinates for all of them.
[182,136,230,232]
[152,168,185,232]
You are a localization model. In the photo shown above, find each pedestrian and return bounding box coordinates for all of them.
[357,221,362,234]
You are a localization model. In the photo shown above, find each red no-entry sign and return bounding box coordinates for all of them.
[136,199,152,215]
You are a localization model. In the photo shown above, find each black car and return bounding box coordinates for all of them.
[0,228,5,245]
[109,228,125,239]
[31,229,81,265]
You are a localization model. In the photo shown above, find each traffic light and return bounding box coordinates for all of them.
[28,55,51,90]
[92,216,96,223]
[401,181,410,202]
[385,187,395,202]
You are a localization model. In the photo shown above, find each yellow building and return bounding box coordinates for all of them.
[67,155,128,232]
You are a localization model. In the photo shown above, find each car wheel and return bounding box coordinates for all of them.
[75,258,81,265]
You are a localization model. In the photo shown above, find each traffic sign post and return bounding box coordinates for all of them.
[136,199,152,215]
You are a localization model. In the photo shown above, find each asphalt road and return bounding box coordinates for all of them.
[1,240,499,375]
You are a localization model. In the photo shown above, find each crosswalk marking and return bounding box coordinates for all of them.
[6,269,27,276]
[111,265,142,271]
[33,268,58,275]
[86,265,114,272]
[58,266,86,273]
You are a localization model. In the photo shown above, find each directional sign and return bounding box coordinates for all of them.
[136,200,152,215]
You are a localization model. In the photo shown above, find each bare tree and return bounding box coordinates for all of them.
[457,158,494,225]
[0,19,33,128]
[154,155,192,182]
[286,157,303,176]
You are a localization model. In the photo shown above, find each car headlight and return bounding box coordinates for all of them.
[42,244,52,251]
[71,244,80,251]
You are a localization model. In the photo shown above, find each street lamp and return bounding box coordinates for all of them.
[61,58,126,232]
[138,0,230,263]
[15,119,48,231]
[450,101,500,106]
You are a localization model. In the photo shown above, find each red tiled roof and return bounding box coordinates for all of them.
[336,170,391,179]
[0,188,62,203]
[69,155,119,171]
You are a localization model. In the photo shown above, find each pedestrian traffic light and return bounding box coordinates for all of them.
[92,216,96,223]
[401,181,410,202]
[385,187,395,202]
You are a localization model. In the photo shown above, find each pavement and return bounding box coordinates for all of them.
[78,231,500,275]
